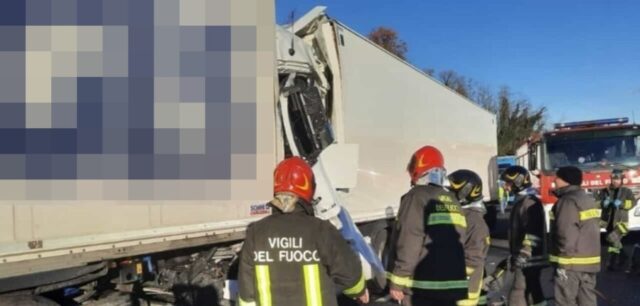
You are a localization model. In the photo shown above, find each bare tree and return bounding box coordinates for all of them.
[422,68,435,76]
[470,85,496,112]
[437,70,470,98]
[434,70,546,154]
[367,27,408,60]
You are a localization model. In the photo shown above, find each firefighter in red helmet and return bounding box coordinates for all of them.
[237,157,368,306]
[388,146,468,306]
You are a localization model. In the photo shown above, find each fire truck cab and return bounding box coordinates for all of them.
[519,118,640,231]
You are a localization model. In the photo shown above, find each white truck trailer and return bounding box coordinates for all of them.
[0,2,497,304]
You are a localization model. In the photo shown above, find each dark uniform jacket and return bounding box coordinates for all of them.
[599,186,636,236]
[388,184,468,301]
[509,194,547,266]
[238,203,365,306]
[461,203,490,305]
[550,186,601,273]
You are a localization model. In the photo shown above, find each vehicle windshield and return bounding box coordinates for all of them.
[543,131,640,171]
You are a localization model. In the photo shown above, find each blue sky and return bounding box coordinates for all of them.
[275,0,640,125]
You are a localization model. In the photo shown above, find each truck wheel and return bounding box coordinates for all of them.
[0,295,59,306]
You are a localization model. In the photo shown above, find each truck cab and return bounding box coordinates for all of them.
[523,118,640,230]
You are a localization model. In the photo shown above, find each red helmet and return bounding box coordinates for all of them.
[407,146,445,184]
[273,157,316,203]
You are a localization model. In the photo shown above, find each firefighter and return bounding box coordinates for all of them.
[448,170,490,306]
[237,157,369,306]
[550,166,600,306]
[498,180,508,214]
[388,146,468,306]
[599,169,637,271]
[501,166,547,306]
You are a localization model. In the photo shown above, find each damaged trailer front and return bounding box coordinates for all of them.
[0,3,497,304]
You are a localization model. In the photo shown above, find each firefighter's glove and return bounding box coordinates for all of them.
[556,268,568,282]
[607,231,622,246]
[614,199,622,208]
[514,254,529,269]
[483,273,502,292]
[600,220,609,229]
[608,234,623,250]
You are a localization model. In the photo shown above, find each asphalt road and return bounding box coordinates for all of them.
[485,232,640,306]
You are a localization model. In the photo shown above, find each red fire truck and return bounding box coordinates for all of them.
[519,118,640,230]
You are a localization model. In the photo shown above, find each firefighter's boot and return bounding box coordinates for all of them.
[607,253,619,271]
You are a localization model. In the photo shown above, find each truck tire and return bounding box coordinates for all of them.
[0,295,59,306]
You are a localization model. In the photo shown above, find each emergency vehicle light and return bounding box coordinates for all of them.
[554,117,629,130]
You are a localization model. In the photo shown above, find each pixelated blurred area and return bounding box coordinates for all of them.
[0,0,273,201]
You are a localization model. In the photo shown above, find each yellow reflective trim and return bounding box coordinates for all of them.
[238,298,257,306]
[505,173,519,180]
[468,288,481,299]
[343,273,365,296]
[478,295,488,305]
[459,280,483,306]
[428,212,467,228]
[466,266,475,276]
[387,273,468,290]
[485,236,491,245]
[525,234,542,241]
[412,279,468,290]
[470,186,482,198]
[386,272,412,287]
[255,265,272,306]
[608,246,621,254]
[579,209,601,221]
[624,200,633,210]
[303,264,322,306]
[438,195,455,203]
[549,211,555,220]
[522,239,537,247]
[617,222,629,234]
[457,298,479,306]
[467,273,483,299]
[549,255,600,265]
[450,180,466,190]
